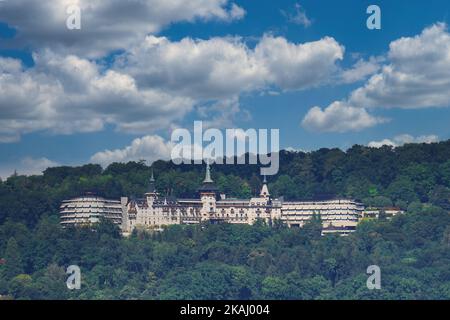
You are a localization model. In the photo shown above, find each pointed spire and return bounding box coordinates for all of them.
[150,169,155,182]
[203,161,213,183]
[147,169,156,193]
[198,160,218,195]
[260,174,270,198]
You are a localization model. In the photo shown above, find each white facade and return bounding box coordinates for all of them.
[60,194,123,227]
[362,207,404,220]
[123,196,362,235]
[60,166,365,235]
[280,199,364,235]
[120,166,364,236]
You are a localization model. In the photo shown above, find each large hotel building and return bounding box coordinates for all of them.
[59,193,123,227]
[60,164,365,235]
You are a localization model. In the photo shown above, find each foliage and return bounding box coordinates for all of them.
[0,207,448,300]
[1,141,450,299]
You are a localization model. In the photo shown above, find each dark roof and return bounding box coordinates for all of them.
[198,182,219,193]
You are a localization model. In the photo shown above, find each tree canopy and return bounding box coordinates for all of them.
[1,140,450,299]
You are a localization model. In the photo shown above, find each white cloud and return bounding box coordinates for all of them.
[302,23,450,133]
[90,135,174,167]
[367,138,397,148]
[21,157,59,173]
[301,101,387,133]
[254,35,343,90]
[340,56,383,84]
[90,134,207,168]
[0,33,346,142]
[116,34,344,98]
[282,3,312,28]
[0,157,59,179]
[284,146,306,153]
[368,134,439,148]
[229,3,246,20]
[117,35,266,100]
[0,52,194,142]
[0,0,245,57]
[350,23,450,109]
[92,122,286,167]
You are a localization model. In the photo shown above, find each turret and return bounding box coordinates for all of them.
[148,170,156,192]
[198,162,219,195]
[260,175,270,199]
[198,162,218,220]
[145,169,158,205]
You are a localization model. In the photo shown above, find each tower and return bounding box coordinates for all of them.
[145,169,158,206]
[260,175,270,199]
[198,162,218,221]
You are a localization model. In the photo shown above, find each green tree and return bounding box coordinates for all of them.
[1,238,24,280]
[8,274,36,300]
[34,264,68,300]
[271,175,297,200]
[260,276,289,299]
[302,213,322,240]
[386,176,419,204]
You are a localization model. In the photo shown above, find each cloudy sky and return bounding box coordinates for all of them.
[0,0,450,177]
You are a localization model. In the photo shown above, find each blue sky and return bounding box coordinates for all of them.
[1,0,450,177]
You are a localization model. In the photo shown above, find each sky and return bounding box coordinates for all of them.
[1,0,450,177]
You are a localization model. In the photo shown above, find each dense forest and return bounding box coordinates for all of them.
[1,140,450,299]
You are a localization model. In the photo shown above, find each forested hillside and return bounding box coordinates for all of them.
[1,140,450,299]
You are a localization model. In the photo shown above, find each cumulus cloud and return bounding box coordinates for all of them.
[350,23,450,109]
[90,135,174,167]
[368,134,439,148]
[301,23,450,133]
[117,36,266,100]
[0,0,245,57]
[340,56,383,84]
[254,35,344,90]
[91,123,283,167]
[284,146,306,153]
[0,157,59,179]
[21,157,59,173]
[116,34,344,98]
[301,101,387,133]
[0,52,194,142]
[0,33,346,142]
